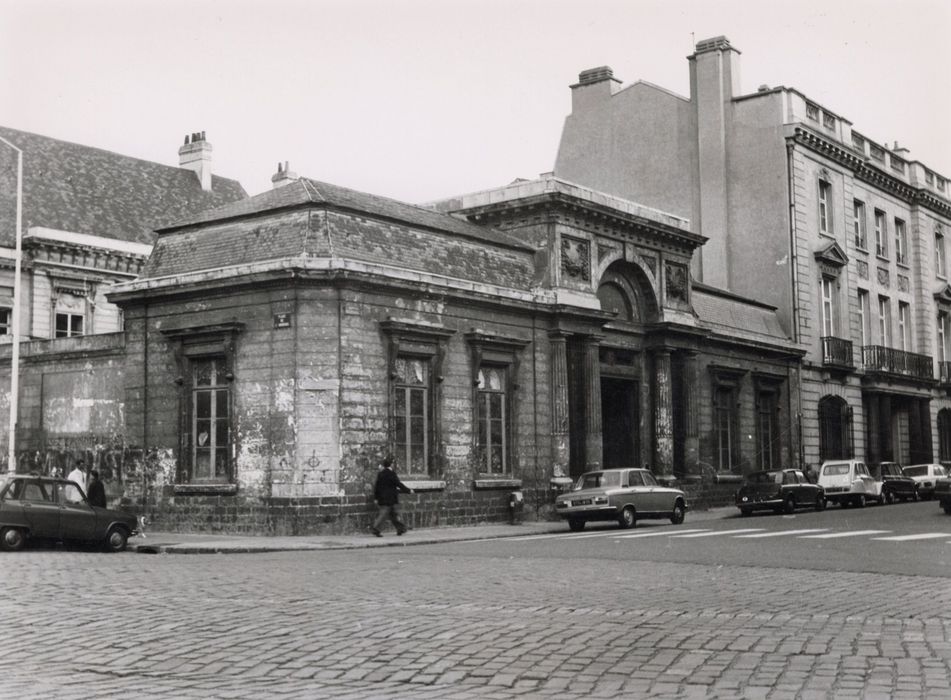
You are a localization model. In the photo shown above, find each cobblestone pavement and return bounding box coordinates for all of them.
[3,544,951,699]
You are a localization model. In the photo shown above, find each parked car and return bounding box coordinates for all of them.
[735,469,825,515]
[935,477,951,513]
[869,462,918,503]
[0,474,141,552]
[817,459,881,507]
[554,468,688,531]
[902,463,948,500]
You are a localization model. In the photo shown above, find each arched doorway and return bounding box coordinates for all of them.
[938,409,951,463]
[818,395,852,461]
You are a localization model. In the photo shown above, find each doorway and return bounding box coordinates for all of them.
[601,377,640,469]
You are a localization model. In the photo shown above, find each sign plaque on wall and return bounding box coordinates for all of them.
[273,313,292,329]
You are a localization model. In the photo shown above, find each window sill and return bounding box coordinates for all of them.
[854,247,868,255]
[818,231,835,240]
[402,480,445,491]
[473,478,522,490]
[876,255,890,263]
[174,483,238,496]
[896,261,910,270]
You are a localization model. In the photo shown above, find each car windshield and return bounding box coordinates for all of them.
[904,466,928,477]
[576,471,620,490]
[745,471,782,485]
[822,463,850,476]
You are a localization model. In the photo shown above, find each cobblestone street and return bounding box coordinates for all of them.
[4,542,951,699]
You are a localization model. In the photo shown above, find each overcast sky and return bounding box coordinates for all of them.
[2,0,950,203]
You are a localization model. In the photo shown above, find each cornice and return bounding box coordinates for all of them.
[790,127,951,219]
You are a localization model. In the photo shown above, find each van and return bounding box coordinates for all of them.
[817,459,881,507]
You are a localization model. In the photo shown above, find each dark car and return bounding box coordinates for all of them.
[870,462,918,503]
[0,474,140,552]
[554,468,688,531]
[735,469,826,515]
[935,477,951,514]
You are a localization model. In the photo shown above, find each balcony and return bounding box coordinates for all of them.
[821,336,854,369]
[862,345,934,381]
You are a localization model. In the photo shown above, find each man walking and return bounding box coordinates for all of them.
[371,455,413,537]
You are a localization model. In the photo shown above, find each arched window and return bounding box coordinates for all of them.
[597,282,636,322]
[818,395,852,461]
[938,409,951,462]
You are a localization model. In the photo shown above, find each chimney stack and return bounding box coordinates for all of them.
[271,161,299,189]
[178,131,213,191]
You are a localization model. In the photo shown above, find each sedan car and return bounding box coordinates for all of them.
[817,459,880,507]
[735,469,825,515]
[0,474,141,552]
[869,462,918,503]
[935,477,951,514]
[554,468,687,531]
[902,463,948,500]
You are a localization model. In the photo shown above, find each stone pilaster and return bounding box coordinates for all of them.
[866,394,880,466]
[582,335,602,469]
[682,350,699,477]
[653,348,674,477]
[549,331,570,478]
[879,394,892,462]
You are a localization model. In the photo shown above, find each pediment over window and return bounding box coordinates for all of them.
[813,240,848,269]
[934,283,951,305]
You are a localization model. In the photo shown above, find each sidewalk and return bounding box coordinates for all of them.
[131,506,736,554]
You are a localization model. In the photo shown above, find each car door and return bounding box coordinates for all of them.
[15,479,61,539]
[55,481,101,543]
[639,471,666,514]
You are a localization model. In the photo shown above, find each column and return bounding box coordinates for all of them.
[653,348,674,477]
[548,331,570,478]
[682,350,700,478]
[582,335,602,469]
[879,394,892,462]
[866,394,880,466]
[909,399,922,464]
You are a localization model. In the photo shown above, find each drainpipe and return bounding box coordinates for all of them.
[786,140,805,469]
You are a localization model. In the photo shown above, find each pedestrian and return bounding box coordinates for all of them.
[86,470,107,508]
[66,459,87,493]
[371,455,413,537]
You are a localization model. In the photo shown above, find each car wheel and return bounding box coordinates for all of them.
[855,494,866,508]
[783,497,796,515]
[884,489,895,505]
[618,506,636,529]
[1,526,26,552]
[104,526,128,553]
[567,518,585,532]
[670,501,686,525]
[814,494,826,511]
[913,489,920,502]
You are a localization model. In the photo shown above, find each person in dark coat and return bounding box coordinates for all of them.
[371,455,413,537]
[86,470,107,508]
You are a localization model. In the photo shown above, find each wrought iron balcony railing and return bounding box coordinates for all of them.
[821,336,854,369]
[862,345,934,381]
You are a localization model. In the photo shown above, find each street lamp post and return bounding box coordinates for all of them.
[0,136,23,474]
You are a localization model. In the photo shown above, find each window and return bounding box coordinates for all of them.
[926,171,935,186]
[818,179,833,235]
[937,230,947,277]
[0,307,9,335]
[713,385,737,472]
[895,218,907,265]
[393,356,431,475]
[476,367,509,475]
[823,112,836,130]
[897,302,911,352]
[853,200,867,250]
[891,155,905,174]
[190,357,231,482]
[54,312,84,338]
[756,389,780,470]
[938,312,950,362]
[806,103,819,121]
[821,277,836,336]
[870,143,886,163]
[852,133,866,152]
[878,296,891,346]
[858,290,871,346]
[938,178,946,193]
[874,210,887,257]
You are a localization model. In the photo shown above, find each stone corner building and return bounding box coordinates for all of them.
[106,173,800,533]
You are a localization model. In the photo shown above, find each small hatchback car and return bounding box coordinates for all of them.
[902,463,948,500]
[0,474,140,552]
[554,468,687,531]
[817,460,880,507]
[735,469,825,515]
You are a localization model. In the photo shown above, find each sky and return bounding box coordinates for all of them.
[2,0,950,203]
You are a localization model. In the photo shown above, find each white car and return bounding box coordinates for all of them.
[817,460,881,507]
[902,463,948,500]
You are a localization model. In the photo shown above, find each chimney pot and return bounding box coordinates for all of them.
[271,160,299,189]
[178,131,214,191]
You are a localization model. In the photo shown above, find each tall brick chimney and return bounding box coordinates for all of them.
[178,131,213,191]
